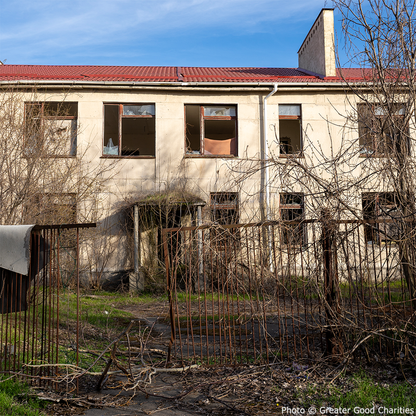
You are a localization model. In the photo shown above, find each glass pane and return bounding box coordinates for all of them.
[204,106,236,117]
[279,104,301,116]
[123,105,155,116]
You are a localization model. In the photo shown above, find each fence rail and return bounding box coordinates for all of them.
[163,218,416,365]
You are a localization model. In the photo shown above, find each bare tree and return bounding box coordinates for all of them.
[0,86,117,226]
[332,0,416,305]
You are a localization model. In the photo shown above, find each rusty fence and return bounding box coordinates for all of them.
[163,219,416,365]
[0,223,95,389]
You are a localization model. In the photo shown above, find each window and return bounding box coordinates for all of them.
[280,193,305,245]
[279,105,302,155]
[103,104,155,156]
[25,102,78,156]
[362,193,400,243]
[358,104,409,156]
[25,193,77,225]
[210,193,239,247]
[185,105,237,156]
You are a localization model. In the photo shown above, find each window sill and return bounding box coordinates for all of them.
[101,155,155,159]
[185,154,237,158]
[279,153,304,158]
[24,154,77,159]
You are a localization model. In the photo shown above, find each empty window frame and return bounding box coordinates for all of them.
[103,104,155,157]
[279,105,302,155]
[25,102,78,156]
[362,192,401,243]
[280,193,305,245]
[358,104,409,156]
[210,192,239,247]
[185,105,237,156]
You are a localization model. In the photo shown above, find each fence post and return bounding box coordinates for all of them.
[321,209,338,356]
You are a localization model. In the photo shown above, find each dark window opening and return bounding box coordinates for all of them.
[279,105,302,155]
[185,105,237,156]
[104,104,155,156]
[358,104,409,156]
[362,192,400,243]
[25,102,78,156]
[280,193,305,245]
[210,192,239,247]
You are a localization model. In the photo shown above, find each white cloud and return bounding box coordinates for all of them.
[0,0,325,64]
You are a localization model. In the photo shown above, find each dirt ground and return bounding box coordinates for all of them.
[41,360,416,416]
[39,300,416,415]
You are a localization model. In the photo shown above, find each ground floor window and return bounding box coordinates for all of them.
[362,192,400,243]
[279,193,305,246]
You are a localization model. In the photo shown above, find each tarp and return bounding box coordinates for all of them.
[0,225,35,276]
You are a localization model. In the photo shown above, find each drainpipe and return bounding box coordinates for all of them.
[263,83,278,271]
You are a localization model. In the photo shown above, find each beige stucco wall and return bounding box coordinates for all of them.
[14,84,407,275]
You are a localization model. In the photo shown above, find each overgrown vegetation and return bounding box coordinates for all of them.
[294,370,416,409]
[0,377,45,416]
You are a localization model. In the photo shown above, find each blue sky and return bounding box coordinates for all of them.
[0,0,344,68]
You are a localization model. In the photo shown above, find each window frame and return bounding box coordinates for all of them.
[362,192,401,244]
[358,103,409,157]
[185,104,238,157]
[278,104,303,157]
[102,103,156,158]
[279,193,306,246]
[210,192,239,248]
[24,101,78,157]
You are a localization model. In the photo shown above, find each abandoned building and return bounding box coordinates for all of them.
[0,8,407,290]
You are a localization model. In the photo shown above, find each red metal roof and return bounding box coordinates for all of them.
[0,65,368,84]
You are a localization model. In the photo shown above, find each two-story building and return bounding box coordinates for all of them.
[1,9,400,289]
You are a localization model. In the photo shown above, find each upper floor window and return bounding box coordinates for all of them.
[25,102,78,156]
[185,105,237,156]
[279,105,302,155]
[103,104,155,157]
[280,193,305,245]
[358,104,409,156]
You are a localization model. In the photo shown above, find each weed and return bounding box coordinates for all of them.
[0,376,45,415]
[296,370,416,408]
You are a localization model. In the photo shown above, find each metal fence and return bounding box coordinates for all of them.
[163,219,416,365]
[0,224,95,389]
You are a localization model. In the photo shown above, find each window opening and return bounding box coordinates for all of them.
[362,192,400,243]
[280,193,305,245]
[25,102,78,156]
[210,192,239,248]
[358,104,409,156]
[279,105,302,155]
[185,105,237,156]
[103,104,155,156]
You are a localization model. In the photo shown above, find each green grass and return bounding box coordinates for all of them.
[295,370,416,408]
[0,377,45,415]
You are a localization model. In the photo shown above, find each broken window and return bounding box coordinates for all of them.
[185,105,237,156]
[210,192,239,247]
[25,102,78,156]
[279,105,302,155]
[280,193,305,245]
[103,104,155,156]
[358,104,409,156]
[362,192,401,243]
